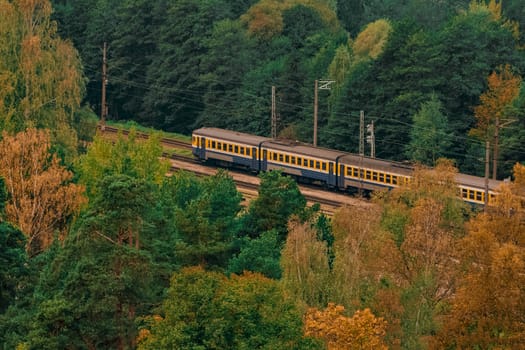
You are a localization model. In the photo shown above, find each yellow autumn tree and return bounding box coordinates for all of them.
[353,19,392,62]
[305,303,388,349]
[0,0,84,160]
[330,205,398,307]
[0,129,86,255]
[280,218,332,308]
[431,163,525,349]
[241,0,339,40]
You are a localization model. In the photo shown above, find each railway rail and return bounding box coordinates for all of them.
[99,125,192,151]
[98,124,374,215]
[167,155,367,216]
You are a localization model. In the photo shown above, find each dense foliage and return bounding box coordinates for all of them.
[1,0,525,349]
[51,0,525,178]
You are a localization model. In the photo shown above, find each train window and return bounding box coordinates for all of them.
[352,168,358,177]
[476,192,482,201]
[392,176,398,185]
[216,142,221,150]
[379,173,385,182]
[346,167,351,176]
[322,162,327,171]
[273,153,277,161]
[365,170,371,180]
[308,160,313,168]
[291,156,296,164]
[279,154,284,162]
[285,155,289,163]
[372,172,378,181]
[315,161,320,169]
[461,188,467,198]
[228,144,232,152]
[234,145,239,153]
[386,174,391,183]
[211,141,216,148]
[469,191,475,200]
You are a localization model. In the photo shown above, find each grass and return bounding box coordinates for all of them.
[105,120,191,142]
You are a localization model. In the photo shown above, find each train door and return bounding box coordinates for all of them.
[261,149,268,171]
[328,162,335,186]
[199,137,207,159]
[338,163,345,189]
[251,147,258,171]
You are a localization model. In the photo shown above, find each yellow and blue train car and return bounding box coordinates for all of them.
[192,127,501,205]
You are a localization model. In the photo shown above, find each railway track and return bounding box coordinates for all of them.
[99,124,370,216]
[167,154,370,216]
[99,125,192,151]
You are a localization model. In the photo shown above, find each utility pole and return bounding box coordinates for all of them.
[271,86,276,138]
[313,80,318,146]
[100,42,108,130]
[312,79,334,147]
[366,120,375,158]
[484,140,490,210]
[359,110,364,156]
[493,116,499,180]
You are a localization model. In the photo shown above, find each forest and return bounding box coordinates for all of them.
[50,0,525,178]
[0,0,524,349]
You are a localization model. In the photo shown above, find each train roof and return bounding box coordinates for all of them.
[261,139,347,160]
[193,127,270,146]
[455,172,503,191]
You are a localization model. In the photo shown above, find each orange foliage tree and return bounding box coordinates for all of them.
[431,163,525,348]
[376,159,468,347]
[0,129,86,255]
[304,303,388,349]
[471,64,522,178]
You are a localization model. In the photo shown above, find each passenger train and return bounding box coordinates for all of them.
[192,127,502,205]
